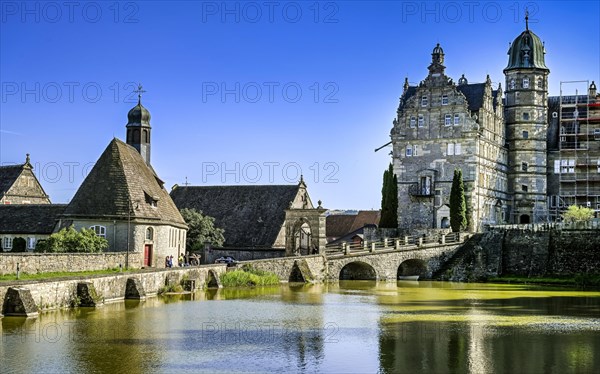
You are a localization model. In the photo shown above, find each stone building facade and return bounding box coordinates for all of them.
[0,154,51,205]
[391,44,507,234]
[390,19,599,232]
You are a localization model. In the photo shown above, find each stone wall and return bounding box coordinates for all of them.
[202,248,285,264]
[0,265,227,313]
[0,252,142,276]
[443,228,600,280]
[239,255,327,283]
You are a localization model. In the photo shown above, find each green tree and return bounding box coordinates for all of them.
[562,205,594,223]
[35,227,108,253]
[450,169,467,232]
[11,237,26,252]
[379,163,398,228]
[180,208,225,250]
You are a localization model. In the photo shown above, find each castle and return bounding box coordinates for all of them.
[391,17,599,233]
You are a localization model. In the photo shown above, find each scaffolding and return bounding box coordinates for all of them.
[554,80,600,217]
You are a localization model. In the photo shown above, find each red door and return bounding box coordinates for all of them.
[144,245,152,267]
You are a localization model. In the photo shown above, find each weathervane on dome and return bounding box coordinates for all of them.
[133,83,146,104]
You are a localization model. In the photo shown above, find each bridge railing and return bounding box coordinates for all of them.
[324,232,464,257]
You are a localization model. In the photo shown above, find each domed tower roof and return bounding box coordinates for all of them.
[127,91,151,127]
[505,14,548,71]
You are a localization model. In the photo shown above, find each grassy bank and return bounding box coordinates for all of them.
[488,274,600,289]
[221,266,279,287]
[0,267,135,282]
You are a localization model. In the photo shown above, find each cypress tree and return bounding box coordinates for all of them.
[450,169,467,232]
[380,163,398,228]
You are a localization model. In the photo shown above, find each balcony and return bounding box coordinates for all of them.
[409,182,434,197]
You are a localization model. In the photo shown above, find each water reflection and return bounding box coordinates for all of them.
[1,282,599,373]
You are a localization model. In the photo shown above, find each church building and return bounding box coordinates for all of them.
[57,91,188,266]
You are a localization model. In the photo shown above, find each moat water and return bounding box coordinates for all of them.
[2,281,600,373]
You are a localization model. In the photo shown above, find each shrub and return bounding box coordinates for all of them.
[562,205,595,223]
[35,227,108,253]
[221,267,279,287]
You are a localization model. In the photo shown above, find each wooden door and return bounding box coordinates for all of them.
[144,244,152,267]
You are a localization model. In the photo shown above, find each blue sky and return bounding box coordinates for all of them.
[1,1,599,209]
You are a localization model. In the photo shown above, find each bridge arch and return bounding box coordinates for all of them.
[339,261,377,280]
[397,259,428,278]
[289,261,307,282]
[206,269,221,288]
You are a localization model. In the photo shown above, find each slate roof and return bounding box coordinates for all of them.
[457,83,500,111]
[62,138,186,227]
[170,185,300,248]
[0,204,66,234]
[401,84,498,112]
[0,165,23,196]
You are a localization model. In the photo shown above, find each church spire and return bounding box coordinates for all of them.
[126,84,152,166]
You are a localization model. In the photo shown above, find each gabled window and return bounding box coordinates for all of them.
[418,115,424,127]
[442,95,448,105]
[444,114,451,126]
[410,116,416,128]
[522,78,529,88]
[421,96,428,107]
[537,79,543,89]
[454,114,460,125]
[90,225,106,238]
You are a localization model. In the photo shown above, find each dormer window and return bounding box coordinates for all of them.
[421,96,428,107]
[144,191,160,208]
[522,78,529,89]
[442,95,448,105]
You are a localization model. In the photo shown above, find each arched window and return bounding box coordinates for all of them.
[146,227,154,241]
[90,225,106,238]
[143,130,149,143]
[133,129,140,143]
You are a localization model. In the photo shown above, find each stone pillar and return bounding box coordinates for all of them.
[363,240,368,250]
[395,239,400,250]
[2,287,39,317]
[384,238,389,248]
[370,243,376,252]
[417,237,423,247]
[125,278,146,300]
[440,234,446,244]
[404,236,409,245]
[343,243,350,255]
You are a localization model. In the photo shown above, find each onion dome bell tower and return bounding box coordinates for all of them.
[126,84,152,166]
[428,43,446,76]
[503,12,550,224]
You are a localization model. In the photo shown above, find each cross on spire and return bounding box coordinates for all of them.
[134,83,146,104]
[183,176,190,186]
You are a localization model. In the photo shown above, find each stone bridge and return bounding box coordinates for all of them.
[240,240,465,282]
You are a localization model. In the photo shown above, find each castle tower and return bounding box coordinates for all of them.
[503,14,550,223]
[126,85,152,165]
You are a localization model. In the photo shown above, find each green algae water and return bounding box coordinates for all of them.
[1,281,599,373]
